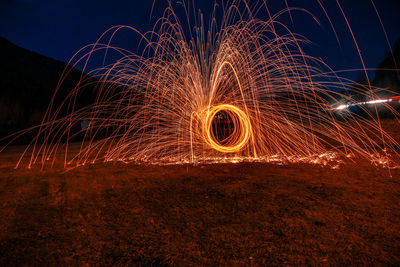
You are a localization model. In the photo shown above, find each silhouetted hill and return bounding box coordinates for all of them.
[0,37,96,143]
[373,39,400,96]
[340,38,400,117]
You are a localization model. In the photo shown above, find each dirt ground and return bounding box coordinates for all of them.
[0,120,400,266]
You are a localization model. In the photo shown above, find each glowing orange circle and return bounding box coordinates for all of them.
[203,104,252,153]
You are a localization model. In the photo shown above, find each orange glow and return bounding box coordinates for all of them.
[202,104,252,153]
[3,0,399,169]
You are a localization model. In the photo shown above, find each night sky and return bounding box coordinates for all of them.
[1,0,400,81]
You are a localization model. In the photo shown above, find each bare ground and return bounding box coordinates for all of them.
[0,119,400,266]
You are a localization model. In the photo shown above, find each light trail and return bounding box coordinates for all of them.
[3,0,399,169]
[333,96,400,111]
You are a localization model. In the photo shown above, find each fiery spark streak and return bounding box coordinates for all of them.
[5,0,400,168]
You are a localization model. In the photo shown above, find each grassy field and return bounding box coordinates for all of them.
[0,119,400,266]
[0,149,399,266]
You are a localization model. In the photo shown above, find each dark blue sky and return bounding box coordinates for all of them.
[1,0,400,81]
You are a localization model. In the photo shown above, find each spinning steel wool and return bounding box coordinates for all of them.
[8,0,400,168]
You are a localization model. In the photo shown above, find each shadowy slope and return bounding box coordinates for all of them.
[0,37,96,143]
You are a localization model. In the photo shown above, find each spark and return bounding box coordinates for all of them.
[5,0,400,169]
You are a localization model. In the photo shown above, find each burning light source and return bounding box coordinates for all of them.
[202,104,252,154]
[333,96,400,111]
[7,0,400,169]
[336,104,349,110]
